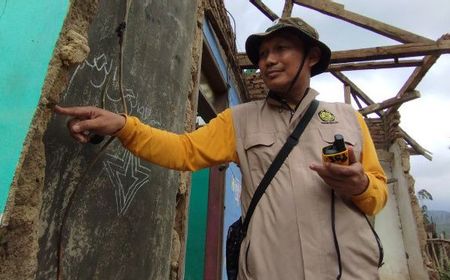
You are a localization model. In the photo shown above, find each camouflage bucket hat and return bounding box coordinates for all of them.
[245,17,331,76]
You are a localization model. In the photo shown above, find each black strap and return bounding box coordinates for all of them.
[331,190,342,279]
[242,99,319,236]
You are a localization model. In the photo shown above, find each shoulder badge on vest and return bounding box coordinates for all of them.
[318,109,338,124]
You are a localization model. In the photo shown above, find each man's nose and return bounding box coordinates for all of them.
[264,51,277,66]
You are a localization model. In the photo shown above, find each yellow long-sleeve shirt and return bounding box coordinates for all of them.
[116,108,387,215]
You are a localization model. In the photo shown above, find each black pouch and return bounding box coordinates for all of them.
[226,218,244,280]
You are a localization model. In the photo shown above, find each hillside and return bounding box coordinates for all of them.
[428,210,450,237]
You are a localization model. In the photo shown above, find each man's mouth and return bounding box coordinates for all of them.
[266,69,283,78]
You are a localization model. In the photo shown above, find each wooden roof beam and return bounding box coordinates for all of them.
[293,0,433,44]
[400,127,432,160]
[238,53,423,71]
[359,90,420,116]
[386,55,439,116]
[328,59,423,72]
[282,0,294,18]
[351,92,363,110]
[237,52,255,69]
[331,71,376,106]
[386,34,450,115]
[250,0,279,21]
[331,41,450,64]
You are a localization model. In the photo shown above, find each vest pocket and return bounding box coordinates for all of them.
[244,132,276,150]
[238,237,253,278]
[318,127,358,146]
[245,240,251,274]
[244,132,277,172]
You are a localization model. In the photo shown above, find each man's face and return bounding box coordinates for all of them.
[258,33,307,93]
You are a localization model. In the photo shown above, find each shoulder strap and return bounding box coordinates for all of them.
[242,99,319,236]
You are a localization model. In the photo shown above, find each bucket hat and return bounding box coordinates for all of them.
[245,17,331,76]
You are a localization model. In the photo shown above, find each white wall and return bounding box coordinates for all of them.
[376,142,429,280]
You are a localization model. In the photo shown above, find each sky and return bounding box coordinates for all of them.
[224,0,450,212]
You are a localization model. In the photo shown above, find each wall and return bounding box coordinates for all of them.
[0,0,69,221]
[377,140,430,280]
[389,140,429,279]
[377,150,410,280]
[0,0,199,279]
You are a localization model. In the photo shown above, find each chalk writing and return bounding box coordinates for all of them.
[66,51,163,215]
[67,53,114,94]
[66,52,160,126]
[104,150,151,216]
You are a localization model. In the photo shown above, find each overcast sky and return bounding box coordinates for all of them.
[224,0,450,212]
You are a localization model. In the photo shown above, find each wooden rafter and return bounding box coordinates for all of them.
[237,53,257,69]
[385,35,450,115]
[293,0,433,44]
[344,85,351,104]
[331,41,450,64]
[249,0,278,21]
[237,53,424,71]
[237,40,450,69]
[330,71,375,106]
[282,0,294,18]
[352,92,363,110]
[328,59,423,72]
[359,90,420,116]
[400,127,432,160]
[385,55,439,116]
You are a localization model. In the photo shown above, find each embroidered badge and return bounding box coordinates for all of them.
[318,110,338,124]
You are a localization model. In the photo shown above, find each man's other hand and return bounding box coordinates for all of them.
[309,146,369,196]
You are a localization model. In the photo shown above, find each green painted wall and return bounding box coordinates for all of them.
[185,168,210,279]
[0,0,69,214]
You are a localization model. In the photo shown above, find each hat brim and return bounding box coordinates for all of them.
[245,26,331,76]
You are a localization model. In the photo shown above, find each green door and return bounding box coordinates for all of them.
[185,168,210,279]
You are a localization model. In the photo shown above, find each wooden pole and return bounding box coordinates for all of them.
[282,0,294,18]
[344,85,351,104]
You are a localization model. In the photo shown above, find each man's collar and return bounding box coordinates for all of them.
[266,90,293,111]
[265,88,319,111]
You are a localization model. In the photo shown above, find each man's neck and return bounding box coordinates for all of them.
[285,84,310,109]
[269,86,310,111]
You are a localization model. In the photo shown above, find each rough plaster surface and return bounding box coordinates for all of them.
[59,30,90,66]
[172,2,203,279]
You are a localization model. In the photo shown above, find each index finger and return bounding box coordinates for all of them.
[54,105,95,118]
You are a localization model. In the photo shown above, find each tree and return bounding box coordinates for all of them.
[418,189,433,225]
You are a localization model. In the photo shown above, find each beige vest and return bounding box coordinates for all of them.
[232,89,381,280]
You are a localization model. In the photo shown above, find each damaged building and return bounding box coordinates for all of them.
[0,0,449,279]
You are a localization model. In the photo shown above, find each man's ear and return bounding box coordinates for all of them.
[307,46,321,67]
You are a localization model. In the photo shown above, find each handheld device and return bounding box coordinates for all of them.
[322,134,349,165]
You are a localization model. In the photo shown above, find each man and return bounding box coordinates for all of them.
[56,17,387,279]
